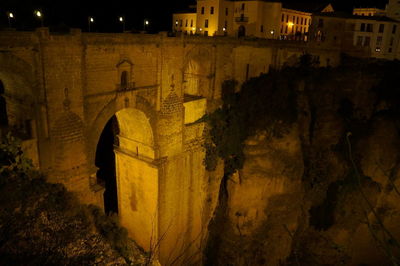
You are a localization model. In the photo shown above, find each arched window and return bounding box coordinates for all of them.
[0,80,8,126]
[120,71,128,89]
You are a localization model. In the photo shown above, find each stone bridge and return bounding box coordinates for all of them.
[0,28,340,264]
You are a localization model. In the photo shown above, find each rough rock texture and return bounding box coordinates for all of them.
[205,60,400,265]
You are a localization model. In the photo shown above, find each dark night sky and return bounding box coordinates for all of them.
[0,0,391,32]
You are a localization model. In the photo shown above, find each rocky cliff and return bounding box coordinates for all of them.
[205,56,400,265]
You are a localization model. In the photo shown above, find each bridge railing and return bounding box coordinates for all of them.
[116,82,136,91]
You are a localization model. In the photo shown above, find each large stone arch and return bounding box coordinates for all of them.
[88,95,159,251]
[87,95,158,167]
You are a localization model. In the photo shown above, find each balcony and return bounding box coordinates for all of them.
[235,16,249,23]
[116,82,136,91]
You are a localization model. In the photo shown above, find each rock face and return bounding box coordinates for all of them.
[205,60,400,265]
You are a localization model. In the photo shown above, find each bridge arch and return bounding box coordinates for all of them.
[0,53,37,139]
[89,96,159,251]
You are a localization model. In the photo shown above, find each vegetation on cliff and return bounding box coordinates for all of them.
[0,134,146,265]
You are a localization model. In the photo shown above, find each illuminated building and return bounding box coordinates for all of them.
[172,0,333,39]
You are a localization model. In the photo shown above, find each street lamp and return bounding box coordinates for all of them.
[34,10,43,27]
[88,16,94,32]
[118,16,125,32]
[7,12,14,28]
[143,19,149,31]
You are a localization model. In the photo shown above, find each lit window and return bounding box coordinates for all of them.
[375,47,381,52]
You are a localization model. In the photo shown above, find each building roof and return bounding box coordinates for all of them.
[313,12,400,22]
[282,2,332,13]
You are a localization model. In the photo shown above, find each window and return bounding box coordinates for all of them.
[226,8,228,16]
[286,15,289,22]
[285,25,288,33]
[121,71,128,89]
[379,24,384,33]
[356,36,363,46]
[296,17,299,24]
[281,14,284,22]
[205,19,208,28]
[211,7,214,14]
[390,37,394,46]
[204,31,208,36]
[366,23,373,32]
[280,25,283,33]
[304,18,307,25]
[175,20,178,27]
[376,36,383,46]
[360,23,365,31]
[201,7,204,14]
[364,36,371,46]
[185,19,188,27]
[389,47,393,53]
[301,17,304,25]
[242,3,245,10]
[392,24,397,34]
[260,25,264,32]
[190,20,193,27]
[318,18,324,27]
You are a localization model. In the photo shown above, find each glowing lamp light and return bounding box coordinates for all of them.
[270,30,275,35]
[176,21,178,25]
[90,17,94,23]
[35,10,42,17]
[145,20,149,25]
[199,28,202,31]
[8,12,14,18]
[288,22,294,27]
[119,16,124,22]
[223,27,226,31]
[192,27,195,31]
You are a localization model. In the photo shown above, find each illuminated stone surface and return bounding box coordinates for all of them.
[0,29,342,264]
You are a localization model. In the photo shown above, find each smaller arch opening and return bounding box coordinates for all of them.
[96,115,119,214]
[0,80,8,127]
[120,71,128,90]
